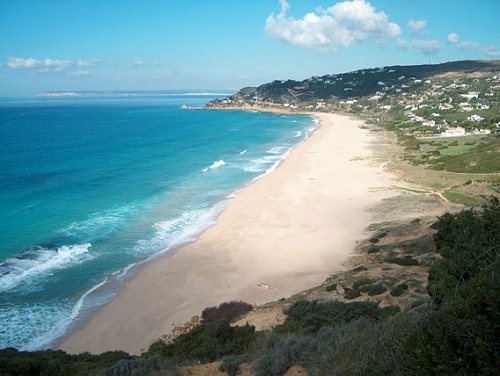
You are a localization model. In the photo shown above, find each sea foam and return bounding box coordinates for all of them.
[137,202,228,255]
[0,244,92,292]
[203,159,225,172]
[59,205,137,239]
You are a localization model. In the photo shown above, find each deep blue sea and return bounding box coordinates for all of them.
[0,93,317,350]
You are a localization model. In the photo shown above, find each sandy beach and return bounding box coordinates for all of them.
[60,113,396,355]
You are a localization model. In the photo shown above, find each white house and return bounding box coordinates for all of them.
[468,114,485,122]
[461,92,480,101]
[443,127,466,137]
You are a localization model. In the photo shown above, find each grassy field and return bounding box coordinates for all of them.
[372,128,499,205]
[418,135,484,156]
[430,138,499,173]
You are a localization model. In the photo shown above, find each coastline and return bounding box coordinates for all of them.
[60,113,397,355]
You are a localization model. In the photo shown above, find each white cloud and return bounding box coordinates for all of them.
[7,57,43,69]
[76,59,99,67]
[66,70,91,77]
[6,56,100,73]
[397,38,445,56]
[398,32,499,58]
[43,58,72,72]
[447,32,460,44]
[132,60,144,67]
[408,19,427,36]
[458,41,500,57]
[151,60,160,66]
[278,0,290,14]
[265,0,401,53]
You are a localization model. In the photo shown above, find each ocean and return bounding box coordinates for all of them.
[0,93,317,351]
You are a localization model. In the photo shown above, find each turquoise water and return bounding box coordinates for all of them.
[0,94,317,350]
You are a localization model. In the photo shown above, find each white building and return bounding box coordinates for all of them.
[468,114,485,122]
[443,127,466,137]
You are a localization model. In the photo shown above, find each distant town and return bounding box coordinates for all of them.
[208,60,499,139]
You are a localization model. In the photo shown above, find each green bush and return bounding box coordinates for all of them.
[98,355,177,376]
[369,231,388,243]
[220,354,247,376]
[344,289,362,300]
[310,313,418,376]
[0,348,131,376]
[201,301,253,323]
[402,198,500,374]
[429,197,500,304]
[390,283,409,297]
[325,283,337,292]
[275,300,398,335]
[253,335,316,376]
[360,283,387,296]
[352,277,375,289]
[385,257,419,266]
[147,319,256,363]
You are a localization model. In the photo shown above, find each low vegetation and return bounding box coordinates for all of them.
[1,199,498,375]
[201,301,253,324]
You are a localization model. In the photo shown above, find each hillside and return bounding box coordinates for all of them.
[206,60,499,123]
[208,59,500,206]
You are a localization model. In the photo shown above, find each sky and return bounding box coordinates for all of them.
[0,0,499,96]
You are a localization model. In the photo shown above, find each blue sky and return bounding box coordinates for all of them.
[1,0,499,96]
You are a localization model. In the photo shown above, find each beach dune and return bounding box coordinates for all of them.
[60,113,394,355]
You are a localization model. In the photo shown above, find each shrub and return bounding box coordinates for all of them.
[220,354,247,376]
[201,301,253,323]
[361,283,387,296]
[0,348,132,376]
[352,265,368,273]
[253,335,316,376]
[352,277,375,289]
[275,300,398,335]
[98,355,177,376]
[402,199,500,374]
[390,286,405,297]
[150,319,256,363]
[398,282,409,290]
[385,257,419,266]
[325,283,337,292]
[344,289,361,300]
[390,283,409,297]
[369,231,388,243]
[429,197,500,304]
[310,313,418,376]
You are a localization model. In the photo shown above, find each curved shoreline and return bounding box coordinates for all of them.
[60,113,397,355]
